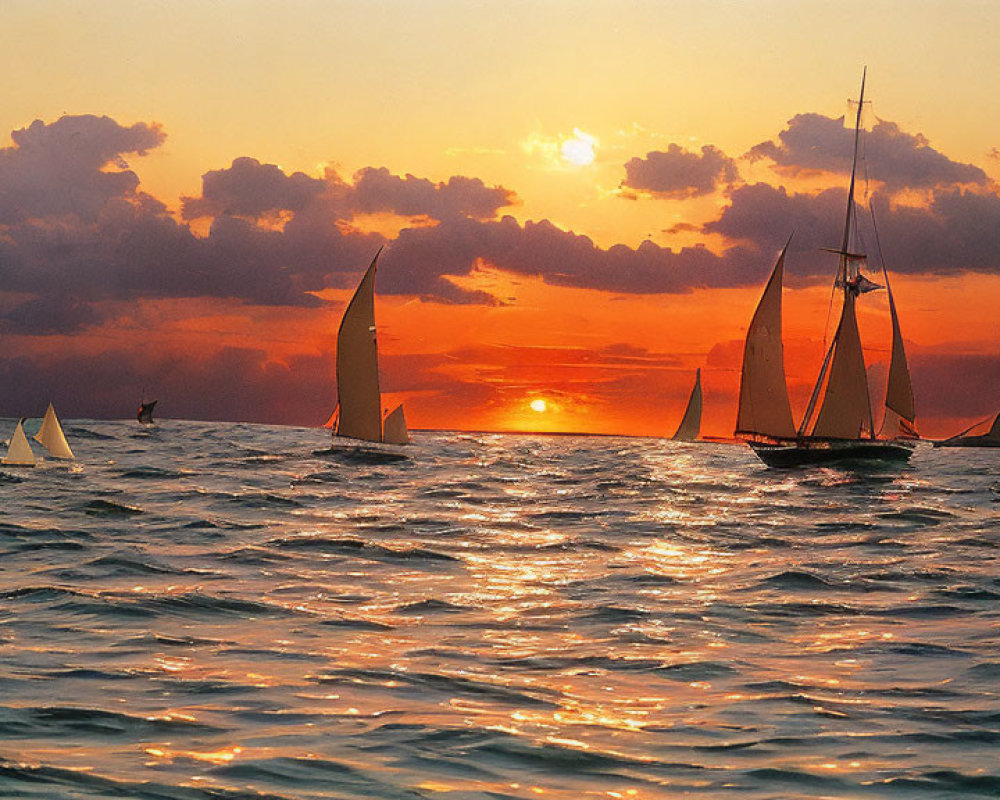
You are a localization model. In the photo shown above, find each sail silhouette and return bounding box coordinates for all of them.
[137,400,157,425]
[331,249,409,445]
[672,369,703,441]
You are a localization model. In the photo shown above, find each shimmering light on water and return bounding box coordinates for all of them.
[1,421,999,799]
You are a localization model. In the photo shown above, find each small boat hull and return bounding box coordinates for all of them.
[749,439,915,468]
[933,437,1000,448]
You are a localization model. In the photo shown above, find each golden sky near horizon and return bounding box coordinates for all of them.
[1,0,999,437]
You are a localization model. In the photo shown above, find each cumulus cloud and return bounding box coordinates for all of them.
[351,167,515,221]
[0,115,164,224]
[707,183,1000,277]
[622,144,739,198]
[748,113,988,191]
[181,157,327,220]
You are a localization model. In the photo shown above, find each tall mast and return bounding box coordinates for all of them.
[798,68,870,437]
[839,66,867,288]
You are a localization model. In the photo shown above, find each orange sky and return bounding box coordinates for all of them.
[0,2,998,438]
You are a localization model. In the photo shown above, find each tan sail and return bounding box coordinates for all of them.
[810,292,871,439]
[34,403,75,459]
[672,369,702,441]
[736,243,797,440]
[3,420,36,467]
[334,252,383,443]
[382,404,410,445]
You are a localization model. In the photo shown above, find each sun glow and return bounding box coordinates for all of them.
[530,399,548,413]
[560,128,597,166]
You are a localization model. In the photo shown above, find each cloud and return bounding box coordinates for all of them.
[350,167,516,221]
[622,144,739,198]
[706,183,1000,277]
[181,157,327,219]
[0,115,165,224]
[748,113,988,191]
[387,215,766,295]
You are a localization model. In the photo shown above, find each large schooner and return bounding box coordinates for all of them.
[736,70,917,467]
[328,249,409,446]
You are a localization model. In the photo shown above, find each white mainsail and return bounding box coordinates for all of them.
[332,249,408,445]
[3,420,37,467]
[672,368,702,441]
[335,252,384,443]
[736,243,797,440]
[382,404,410,445]
[34,403,75,459]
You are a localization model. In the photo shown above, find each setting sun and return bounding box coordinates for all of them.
[560,128,597,166]
[530,399,548,413]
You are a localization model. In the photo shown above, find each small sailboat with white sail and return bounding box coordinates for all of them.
[736,70,916,467]
[671,368,702,441]
[34,403,75,460]
[3,419,37,467]
[327,248,410,449]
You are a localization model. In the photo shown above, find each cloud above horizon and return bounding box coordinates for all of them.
[748,113,990,191]
[2,110,1000,340]
[622,144,739,198]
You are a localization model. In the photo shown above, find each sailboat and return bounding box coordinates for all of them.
[736,70,916,468]
[35,403,75,460]
[329,248,410,446]
[137,399,157,424]
[934,411,1000,448]
[671,368,702,441]
[2,419,37,467]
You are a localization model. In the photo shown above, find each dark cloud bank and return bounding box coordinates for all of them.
[0,112,997,425]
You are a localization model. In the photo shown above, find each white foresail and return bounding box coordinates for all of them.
[736,244,797,440]
[35,403,75,459]
[810,292,871,439]
[672,368,702,441]
[334,252,383,443]
[3,420,36,466]
[382,404,410,445]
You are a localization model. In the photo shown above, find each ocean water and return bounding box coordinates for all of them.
[1,419,999,800]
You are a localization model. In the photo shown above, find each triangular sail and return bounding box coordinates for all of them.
[987,412,1000,440]
[881,277,916,437]
[334,252,383,443]
[381,404,410,445]
[672,369,702,441]
[736,243,797,440]
[810,293,871,439]
[3,420,37,466]
[35,403,75,459]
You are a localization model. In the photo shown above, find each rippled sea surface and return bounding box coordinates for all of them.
[2,420,999,799]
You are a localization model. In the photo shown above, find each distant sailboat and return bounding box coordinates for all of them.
[330,249,409,446]
[934,411,1000,448]
[3,419,36,467]
[736,70,915,467]
[34,403,75,460]
[672,368,702,441]
[137,399,157,424]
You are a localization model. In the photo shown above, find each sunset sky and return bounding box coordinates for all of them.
[1,0,998,437]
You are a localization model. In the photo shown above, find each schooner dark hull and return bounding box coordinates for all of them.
[749,439,915,468]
